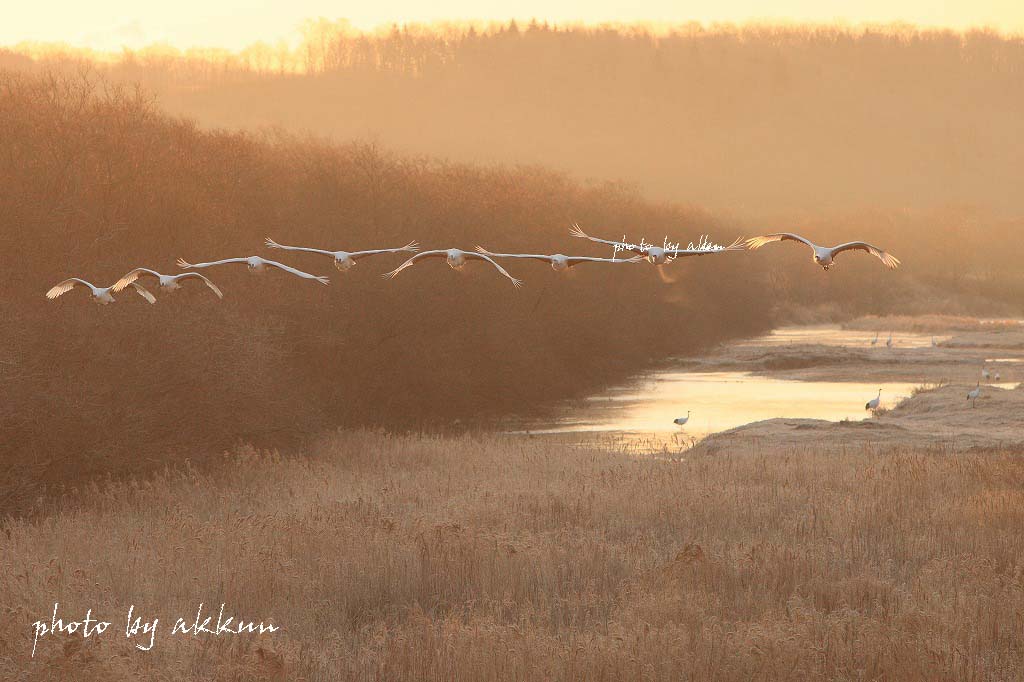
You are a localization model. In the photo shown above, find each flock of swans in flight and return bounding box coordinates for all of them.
[47,226,991,418]
[45,227,901,304]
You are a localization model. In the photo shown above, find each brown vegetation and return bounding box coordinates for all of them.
[0,69,773,515]
[3,431,1023,680]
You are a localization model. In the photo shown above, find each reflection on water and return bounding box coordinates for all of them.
[736,324,940,349]
[526,371,919,440]
[517,325,940,447]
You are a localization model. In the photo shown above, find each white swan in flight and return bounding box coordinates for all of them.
[967,382,981,408]
[673,411,691,426]
[176,256,329,285]
[113,268,223,299]
[382,249,523,288]
[569,224,744,265]
[745,233,900,270]
[264,237,419,272]
[474,246,643,271]
[865,389,882,411]
[46,278,155,305]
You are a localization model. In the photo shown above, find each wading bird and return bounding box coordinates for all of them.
[113,269,223,299]
[745,233,901,270]
[474,246,643,271]
[46,278,155,305]
[673,412,691,427]
[870,332,879,346]
[995,371,1001,382]
[982,367,991,381]
[865,389,882,411]
[382,249,523,288]
[886,333,893,348]
[264,237,419,272]
[932,336,938,347]
[967,382,981,408]
[176,256,329,285]
[569,224,744,265]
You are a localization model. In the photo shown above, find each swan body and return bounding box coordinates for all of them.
[967,383,981,408]
[114,268,223,298]
[176,256,329,285]
[865,389,882,411]
[474,247,642,271]
[382,249,523,288]
[745,233,900,270]
[46,278,155,305]
[264,237,418,272]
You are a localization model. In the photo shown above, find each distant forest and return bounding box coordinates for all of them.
[4,22,1023,216]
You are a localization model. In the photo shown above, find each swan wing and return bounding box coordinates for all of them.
[381,250,447,279]
[131,282,157,304]
[263,237,335,256]
[744,233,816,250]
[569,224,643,253]
[113,268,161,292]
[176,257,248,269]
[46,278,94,299]
[262,259,330,285]
[465,252,524,288]
[175,272,225,298]
[831,242,902,269]
[350,240,420,260]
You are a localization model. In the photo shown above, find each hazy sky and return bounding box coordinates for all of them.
[5,1,1023,51]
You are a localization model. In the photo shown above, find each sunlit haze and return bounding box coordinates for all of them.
[4,0,1024,51]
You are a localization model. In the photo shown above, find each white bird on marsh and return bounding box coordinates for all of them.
[474,246,643,271]
[46,278,156,305]
[264,237,419,272]
[382,249,523,288]
[932,336,938,347]
[113,268,223,299]
[870,332,879,346]
[673,412,691,426]
[176,256,329,285]
[995,371,1001,382]
[967,382,981,408]
[865,389,882,411]
[569,224,744,265]
[982,367,991,381]
[745,233,901,270]
[886,333,893,348]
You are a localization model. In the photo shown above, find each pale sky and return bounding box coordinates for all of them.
[4,1,1023,51]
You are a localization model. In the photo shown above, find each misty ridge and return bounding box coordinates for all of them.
[1,22,1023,515]
[4,21,1023,216]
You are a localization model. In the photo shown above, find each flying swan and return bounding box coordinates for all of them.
[745,233,900,270]
[569,224,745,265]
[113,268,223,299]
[175,256,329,285]
[46,278,156,305]
[474,246,643,271]
[382,249,523,288]
[264,237,419,272]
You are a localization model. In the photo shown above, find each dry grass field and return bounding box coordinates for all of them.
[4,430,1023,680]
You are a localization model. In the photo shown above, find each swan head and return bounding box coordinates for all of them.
[814,251,834,269]
[333,253,355,271]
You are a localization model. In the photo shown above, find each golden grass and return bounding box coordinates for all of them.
[3,431,1024,680]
